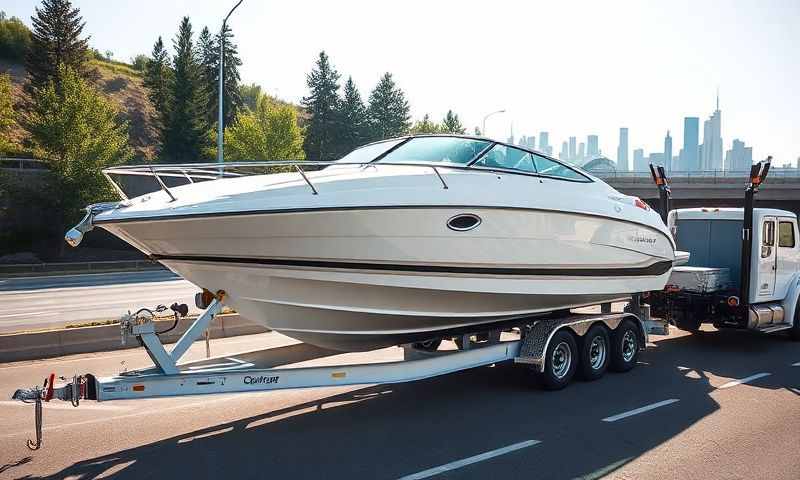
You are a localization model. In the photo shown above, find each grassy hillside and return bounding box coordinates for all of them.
[1,58,159,161]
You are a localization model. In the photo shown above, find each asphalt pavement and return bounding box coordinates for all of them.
[0,271,200,333]
[1,327,799,479]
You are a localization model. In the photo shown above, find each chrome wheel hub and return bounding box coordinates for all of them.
[589,335,607,370]
[621,330,637,362]
[551,341,572,379]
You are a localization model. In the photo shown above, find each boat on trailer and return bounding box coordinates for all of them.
[66,134,676,351]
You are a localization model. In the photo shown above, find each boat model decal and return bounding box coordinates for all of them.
[153,254,673,277]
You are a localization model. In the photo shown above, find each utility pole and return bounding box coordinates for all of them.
[218,0,244,164]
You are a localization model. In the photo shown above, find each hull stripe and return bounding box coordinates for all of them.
[153,254,673,277]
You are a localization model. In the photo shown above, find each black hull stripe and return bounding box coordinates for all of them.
[153,255,673,277]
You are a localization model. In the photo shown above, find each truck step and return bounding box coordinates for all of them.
[754,322,793,334]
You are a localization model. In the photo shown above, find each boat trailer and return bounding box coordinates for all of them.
[11,292,667,450]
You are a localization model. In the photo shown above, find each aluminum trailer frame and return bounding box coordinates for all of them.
[11,295,667,449]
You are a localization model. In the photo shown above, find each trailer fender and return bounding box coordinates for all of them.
[780,273,800,327]
[516,312,642,372]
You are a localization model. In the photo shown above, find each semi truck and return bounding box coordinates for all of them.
[647,160,800,339]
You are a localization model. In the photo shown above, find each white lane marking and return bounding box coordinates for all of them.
[718,372,771,389]
[0,400,128,411]
[398,440,540,480]
[602,399,680,422]
[792,362,800,367]
[0,311,59,318]
[676,366,690,371]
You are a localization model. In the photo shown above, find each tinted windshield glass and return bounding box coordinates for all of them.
[376,137,490,165]
[473,144,536,172]
[336,139,404,163]
[532,154,589,181]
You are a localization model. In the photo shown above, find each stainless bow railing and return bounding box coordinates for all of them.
[102,161,464,202]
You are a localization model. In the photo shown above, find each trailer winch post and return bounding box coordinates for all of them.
[739,158,771,308]
[649,163,671,225]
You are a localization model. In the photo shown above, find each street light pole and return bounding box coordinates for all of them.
[481,109,506,137]
[218,0,244,164]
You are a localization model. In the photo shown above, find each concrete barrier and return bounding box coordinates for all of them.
[0,313,269,363]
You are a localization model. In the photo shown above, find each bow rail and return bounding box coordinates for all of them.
[102,161,459,201]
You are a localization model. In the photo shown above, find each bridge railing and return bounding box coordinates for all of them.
[594,169,800,184]
[0,158,49,170]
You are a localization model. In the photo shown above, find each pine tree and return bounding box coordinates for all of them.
[197,27,218,127]
[143,36,172,146]
[441,110,466,134]
[239,83,262,111]
[301,51,341,161]
[336,76,368,155]
[215,23,242,128]
[26,0,90,92]
[367,73,410,141]
[162,17,207,163]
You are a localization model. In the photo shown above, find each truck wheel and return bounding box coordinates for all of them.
[610,320,640,372]
[675,318,702,332]
[790,299,800,341]
[539,330,578,390]
[579,324,610,381]
[412,338,442,351]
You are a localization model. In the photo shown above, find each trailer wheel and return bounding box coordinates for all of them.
[539,330,578,390]
[579,324,610,381]
[790,299,800,341]
[413,338,443,351]
[610,320,639,372]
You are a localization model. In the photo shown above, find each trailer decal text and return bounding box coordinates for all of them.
[244,375,280,385]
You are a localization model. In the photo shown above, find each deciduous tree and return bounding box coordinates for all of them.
[0,13,32,62]
[0,73,14,154]
[410,114,442,134]
[225,95,304,162]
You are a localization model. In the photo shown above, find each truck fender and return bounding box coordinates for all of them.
[780,272,800,326]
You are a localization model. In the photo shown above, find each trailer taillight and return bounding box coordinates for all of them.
[665,284,681,293]
[634,198,650,211]
[727,296,740,307]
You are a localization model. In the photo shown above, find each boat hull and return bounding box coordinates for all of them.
[102,206,673,351]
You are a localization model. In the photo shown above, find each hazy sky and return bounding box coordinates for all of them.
[5,0,799,165]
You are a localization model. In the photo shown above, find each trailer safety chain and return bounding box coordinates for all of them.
[11,375,50,450]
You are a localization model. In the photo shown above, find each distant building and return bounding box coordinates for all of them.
[726,138,753,171]
[539,131,551,155]
[663,130,672,173]
[587,135,600,160]
[617,128,629,171]
[559,141,569,161]
[577,142,585,162]
[648,152,663,171]
[633,148,646,172]
[568,136,577,162]
[701,93,723,170]
[681,117,699,172]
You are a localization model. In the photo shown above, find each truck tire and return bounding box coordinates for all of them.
[610,320,640,372]
[412,338,442,351]
[539,329,578,390]
[790,299,800,341]
[579,324,610,381]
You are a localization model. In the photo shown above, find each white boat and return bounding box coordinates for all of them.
[67,135,676,351]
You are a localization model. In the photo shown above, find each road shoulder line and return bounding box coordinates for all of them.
[602,399,680,422]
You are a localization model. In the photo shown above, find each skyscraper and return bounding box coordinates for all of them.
[682,117,699,172]
[633,148,645,172]
[577,142,585,162]
[568,136,577,162]
[617,128,629,171]
[663,130,672,173]
[539,131,551,155]
[587,135,599,160]
[559,141,569,161]
[701,92,723,170]
[726,139,753,171]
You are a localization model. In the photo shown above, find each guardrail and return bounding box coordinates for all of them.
[595,169,800,184]
[0,259,165,277]
[0,158,49,170]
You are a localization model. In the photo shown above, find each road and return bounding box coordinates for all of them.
[1,327,799,479]
[0,271,201,333]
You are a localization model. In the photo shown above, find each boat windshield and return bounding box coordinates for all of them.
[335,139,404,164]
[375,137,490,165]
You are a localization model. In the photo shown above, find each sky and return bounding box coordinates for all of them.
[4,0,799,166]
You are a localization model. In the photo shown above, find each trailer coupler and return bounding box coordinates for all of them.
[11,373,88,450]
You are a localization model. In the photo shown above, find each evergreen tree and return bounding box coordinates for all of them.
[239,83,262,111]
[162,17,207,163]
[215,23,242,128]
[143,36,172,146]
[367,72,410,141]
[441,110,466,134]
[410,114,442,134]
[24,65,131,222]
[301,51,341,161]
[197,26,218,127]
[336,76,368,155]
[26,0,90,92]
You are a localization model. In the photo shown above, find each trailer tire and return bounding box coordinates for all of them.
[413,338,443,351]
[610,320,640,373]
[579,324,610,381]
[790,299,800,341]
[539,330,577,390]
